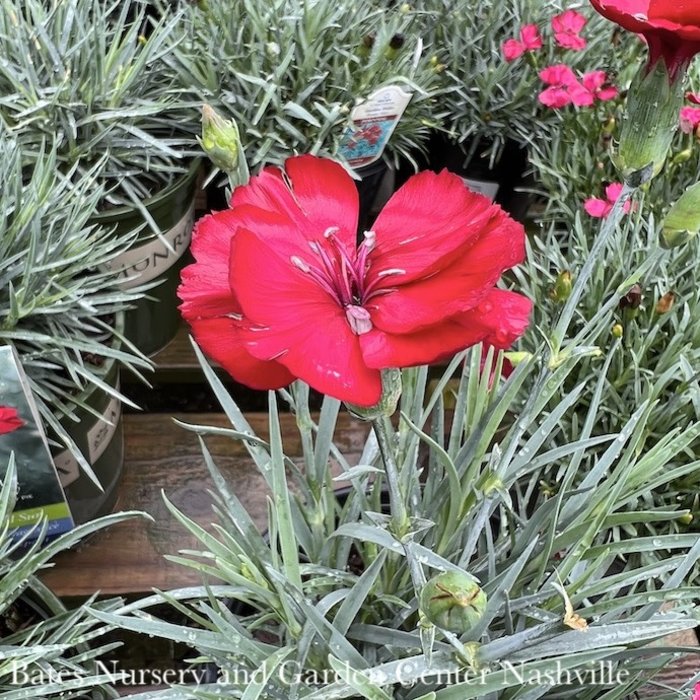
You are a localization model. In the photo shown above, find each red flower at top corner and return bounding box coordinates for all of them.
[0,406,24,436]
[179,156,532,406]
[590,0,700,80]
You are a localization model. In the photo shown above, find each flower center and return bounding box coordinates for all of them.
[290,228,385,335]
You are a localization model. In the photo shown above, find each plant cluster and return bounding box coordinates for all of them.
[418,0,640,165]
[0,133,150,477]
[3,2,700,699]
[0,459,146,700]
[0,0,199,213]
[165,0,445,172]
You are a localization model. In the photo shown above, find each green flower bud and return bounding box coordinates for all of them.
[672,148,693,165]
[661,181,700,248]
[611,323,623,339]
[420,571,487,634]
[616,59,684,184]
[346,369,402,420]
[199,104,241,174]
[549,270,572,303]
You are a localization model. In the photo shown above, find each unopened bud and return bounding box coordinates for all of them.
[619,283,642,310]
[358,33,375,58]
[615,59,685,183]
[601,116,616,135]
[549,270,572,303]
[200,105,241,173]
[399,3,411,12]
[612,323,623,339]
[420,572,487,634]
[678,513,693,525]
[662,181,700,248]
[672,148,693,165]
[385,34,405,60]
[655,291,676,314]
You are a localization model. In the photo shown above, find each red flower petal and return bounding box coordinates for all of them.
[591,0,700,78]
[232,155,358,251]
[369,170,497,284]
[0,407,24,436]
[180,210,244,319]
[368,211,526,333]
[230,227,382,405]
[360,289,532,369]
[284,155,359,249]
[190,317,295,390]
[521,24,543,50]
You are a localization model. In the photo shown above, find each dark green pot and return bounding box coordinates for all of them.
[95,159,201,356]
[52,356,123,526]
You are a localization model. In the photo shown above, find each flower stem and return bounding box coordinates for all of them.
[551,182,636,354]
[372,417,410,537]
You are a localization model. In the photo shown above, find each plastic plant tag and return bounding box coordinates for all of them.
[0,346,74,543]
[338,85,413,168]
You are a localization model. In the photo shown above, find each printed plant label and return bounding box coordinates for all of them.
[104,203,195,289]
[338,86,413,168]
[0,346,74,542]
[54,391,121,488]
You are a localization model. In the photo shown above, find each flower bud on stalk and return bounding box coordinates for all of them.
[619,283,642,311]
[200,105,241,174]
[420,572,487,634]
[590,0,700,184]
[549,270,572,303]
[615,59,684,182]
[661,181,700,247]
[385,34,405,60]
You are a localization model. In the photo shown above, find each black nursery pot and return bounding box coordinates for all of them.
[94,159,201,357]
[422,132,534,223]
[354,159,390,240]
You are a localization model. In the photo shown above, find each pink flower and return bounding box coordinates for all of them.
[538,64,591,108]
[502,24,543,61]
[687,91,700,105]
[692,681,700,700]
[680,105,700,133]
[582,70,619,101]
[552,9,588,50]
[179,155,532,406]
[584,183,631,218]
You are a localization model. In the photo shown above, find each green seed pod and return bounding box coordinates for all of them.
[420,572,487,634]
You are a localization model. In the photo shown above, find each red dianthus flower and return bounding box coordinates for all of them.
[179,156,532,406]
